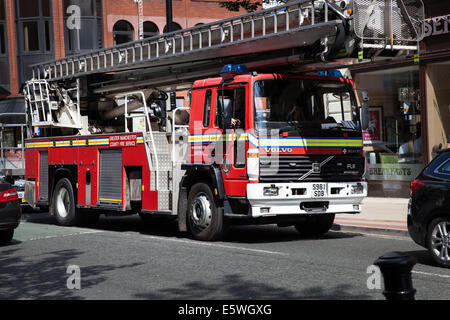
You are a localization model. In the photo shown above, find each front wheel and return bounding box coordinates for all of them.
[187,183,226,241]
[294,213,335,237]
[51,178,79,226]
[427,217,450,268]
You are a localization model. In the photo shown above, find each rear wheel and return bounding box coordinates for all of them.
[294,213,335,237]
[427,217,450,268]
[0,229,14,244]
[51,178,79,226]
[187,183,226,241]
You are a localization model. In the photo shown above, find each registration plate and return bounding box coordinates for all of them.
[312,183,327,197]
[18,191,24,199]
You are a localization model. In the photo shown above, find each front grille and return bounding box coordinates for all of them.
[259,154,364,183]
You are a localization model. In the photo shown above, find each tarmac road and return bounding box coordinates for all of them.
[0,212,449,300]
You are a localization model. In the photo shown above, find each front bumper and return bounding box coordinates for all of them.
[247,181,367,218]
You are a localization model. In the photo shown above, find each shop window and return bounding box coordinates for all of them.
[113,20,134,45]
[354,66,421,197]
[163,22,182,33]
[143,21,159,38]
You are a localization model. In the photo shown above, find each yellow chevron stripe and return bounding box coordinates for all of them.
[55,141,71,147]
[72,140,87,146]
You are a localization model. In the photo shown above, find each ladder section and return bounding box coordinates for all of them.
[30,0,424,82]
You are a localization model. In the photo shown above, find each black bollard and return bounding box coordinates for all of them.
[374,251,417,300]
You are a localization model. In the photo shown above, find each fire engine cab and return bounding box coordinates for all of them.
[22,0,425,240]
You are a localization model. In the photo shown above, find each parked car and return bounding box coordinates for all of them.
[0,174,21,244]
[408,149,450,268]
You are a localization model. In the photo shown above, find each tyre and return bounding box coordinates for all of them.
[0,229,14,244]
[187,182,226,241]
[426,217,450,268]
[51,178,79,226]
[294,213,335,237]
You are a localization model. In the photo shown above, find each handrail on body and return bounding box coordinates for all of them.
[115,90,160,190]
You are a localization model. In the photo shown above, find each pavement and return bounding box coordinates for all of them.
[333,197,409,236]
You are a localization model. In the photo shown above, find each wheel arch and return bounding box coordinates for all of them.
[177,164,225,232]
[49,165,78,208]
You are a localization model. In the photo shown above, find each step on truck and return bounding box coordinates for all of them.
[23,0,424,240]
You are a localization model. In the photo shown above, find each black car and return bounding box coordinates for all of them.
[0,175,21,244]
[408,149,450,268]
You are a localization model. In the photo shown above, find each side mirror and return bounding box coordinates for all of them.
[360,90,370,130]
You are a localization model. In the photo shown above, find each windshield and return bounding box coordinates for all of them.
[253,78,360,136]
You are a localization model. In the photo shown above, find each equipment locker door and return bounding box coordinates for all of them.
[38,151,48,202]
[98,149,123,208]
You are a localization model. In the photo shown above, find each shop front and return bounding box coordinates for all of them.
[352,0,450,198]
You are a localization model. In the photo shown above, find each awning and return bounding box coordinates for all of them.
[0,97,26,126]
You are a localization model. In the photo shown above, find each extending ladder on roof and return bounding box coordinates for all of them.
[30,0,425,82]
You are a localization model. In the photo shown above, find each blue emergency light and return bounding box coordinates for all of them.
[220,64,249,81]
[318,70,343,78]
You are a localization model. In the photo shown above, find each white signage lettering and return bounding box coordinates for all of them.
[424,14,450,37]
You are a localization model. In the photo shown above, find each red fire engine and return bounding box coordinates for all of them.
[23,0,424,240]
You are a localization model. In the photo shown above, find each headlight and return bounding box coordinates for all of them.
[351,183,364,194]
[263,185,279,197]
[247,148,259,181]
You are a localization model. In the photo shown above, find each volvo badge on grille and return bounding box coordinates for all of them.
[312,162,320,173]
